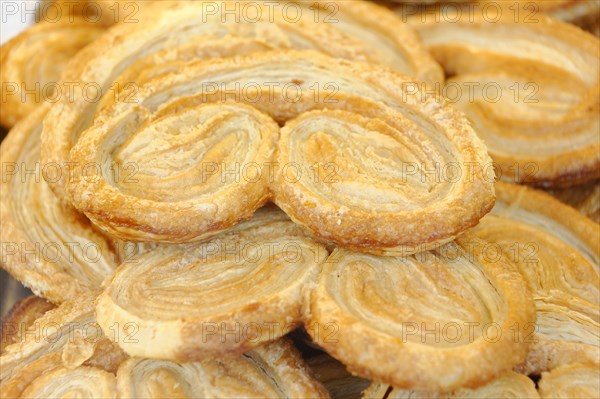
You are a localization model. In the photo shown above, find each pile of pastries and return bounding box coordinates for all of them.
[0,0,598,398]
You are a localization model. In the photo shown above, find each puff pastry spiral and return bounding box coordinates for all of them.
[0,297,126,398]
[414,13,600,187]
[96,206,327,360]
[305,234,535,390]
[0,18,103,128]
[116,338,329,399]
[472,181,600,373]
[65,51,492,252]
[41,0,442,202]
[0,105,117,303]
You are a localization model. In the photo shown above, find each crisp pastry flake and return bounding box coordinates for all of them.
[0,105,117,303]
[96,206,328,360]
[472,181,600,373]
[304,234,535,390]
[0,18,103,129]
[413,13,600,187]
[116,338,329,399]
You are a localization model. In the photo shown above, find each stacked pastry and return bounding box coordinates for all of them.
[0,1,598,398]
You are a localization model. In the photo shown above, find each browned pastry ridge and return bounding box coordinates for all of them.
[0,296,55,354]
[412,12,600,187]
[304,234,535,391]
[42,0,143,26]
[0,105,118,303]
[0,18,103,129]
[472,181,600,374]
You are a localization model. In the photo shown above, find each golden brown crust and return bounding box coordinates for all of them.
[96,206,328,361]
[363,371,539,399]
[0,105,117,304]
[472,181,600,374]
[0,296,54,354]
[412,13,600,187]
[538,362,600,399]
[305,233,535,391]
[42,0,141,27]
[116,338,330,399]
[41,0,442,204]
[65,51,492,251]
[0,296,127,398]
[0,18,103,129]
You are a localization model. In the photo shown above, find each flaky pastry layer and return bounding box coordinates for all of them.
[65,51,493,252]
[96,206,328,360]
[0,105,117,303]
[0,296,126,398]
[305,233,535,391]
[0,18,103,128]
[413,13,600,187]
[473,181,600,374]
[116,338,329,399]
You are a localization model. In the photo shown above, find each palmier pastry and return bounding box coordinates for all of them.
[363,371,539,399]
[472,181,600,373]
[116,338,329,398]
[96,206,327,360]
[0,296,54,354]
[0,18,103,129]
[304,234,535,390]
[0,296,127,398]
[413,13,600,187]
[66,51,492,252]
[41,0,442,203]
[537,363,600,399]
[0,105,117,303]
